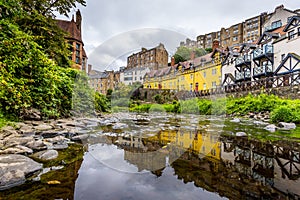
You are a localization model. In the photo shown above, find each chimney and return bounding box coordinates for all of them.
[190,51,195,60]
[212,39,220,51]
[76,9,82,31]
[275,4,284,10]
[88,64,92,74]
[171,56,175,66]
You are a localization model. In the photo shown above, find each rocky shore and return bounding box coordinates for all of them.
[0,116,104,190]
[0,111,298,191]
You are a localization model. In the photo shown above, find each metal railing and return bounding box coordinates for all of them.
[253,45,273,59]
[253,64,273,76]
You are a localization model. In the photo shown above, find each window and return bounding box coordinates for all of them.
[212,68,217,75]
[212,81,216,88]
[203,83,206,89]
[271,20,282,29]
[75,57,80,64]
[203,71,206,78]
[124,77,133,81]
[190,74,193,79]
[288,30,295,40]
[298,27,300,36]
[76,43,80,50]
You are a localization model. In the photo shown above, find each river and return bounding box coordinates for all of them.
[1,112,300,200]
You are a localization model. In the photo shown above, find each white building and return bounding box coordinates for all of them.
[221,15,300,89]
[120,67,150,86]
[263,5,298,32]
[273,15,300,85]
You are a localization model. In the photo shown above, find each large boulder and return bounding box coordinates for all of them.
[32,150,58,161]
[0,154,42,190]
[278,122,296,130]
[264,124,277,132]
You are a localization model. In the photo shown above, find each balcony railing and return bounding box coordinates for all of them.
[253,64,273,76]
[235,70,251,80]
[252,44,273,59]
[235,55,251,66]
[235,71,244,80]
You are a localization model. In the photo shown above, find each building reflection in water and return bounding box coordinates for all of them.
[115,128,300,199]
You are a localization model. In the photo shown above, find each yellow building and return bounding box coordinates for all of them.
[143,40,224,92]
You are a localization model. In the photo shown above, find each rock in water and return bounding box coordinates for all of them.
[236,132,247,137]
[230,118,241,123]
[278,122,296,130]
[264,124,277,132]
[0,154,42,190]
[32,150,59,161]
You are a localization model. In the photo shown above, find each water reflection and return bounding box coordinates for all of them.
[75,114,300,200]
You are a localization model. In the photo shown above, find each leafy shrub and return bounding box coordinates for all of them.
[129,104,152,112]
[153,94,164,104]
[270,106,296,123]
[95,92,109,112]
[180,98,199,114]
[211,98,226,115]
[149,104,166,112]
[198,99,212,115]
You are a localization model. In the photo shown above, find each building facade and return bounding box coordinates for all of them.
[189,5,299,50]
[144,41,224,92]
[221,15,300,90]
[127,43,168,70]
[56,10,87,71]
[120,67,150,86]
[89,70,115,94]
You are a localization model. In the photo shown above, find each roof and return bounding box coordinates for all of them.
[56,19,82,42]
[283,16,300,32]
[89,71,110,79]
[257,31,280,44]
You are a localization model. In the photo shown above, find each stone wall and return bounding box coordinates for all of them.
[138,88,177,103]
[223,85,300,100]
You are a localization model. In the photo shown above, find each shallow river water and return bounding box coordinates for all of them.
[2,112,300,200]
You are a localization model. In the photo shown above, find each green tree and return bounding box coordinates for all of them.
[2,0,86,67]
[0,0,88,119]
[173,46,208,64]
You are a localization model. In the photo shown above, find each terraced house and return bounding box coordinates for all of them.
[222,13,300,92]
[144,40,224,93]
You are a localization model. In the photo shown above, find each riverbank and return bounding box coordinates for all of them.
[127,93,300,124]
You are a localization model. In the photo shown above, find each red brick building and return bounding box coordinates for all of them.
[56,10,87,71]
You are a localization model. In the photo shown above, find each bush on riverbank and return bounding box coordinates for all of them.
[126,93,300,124]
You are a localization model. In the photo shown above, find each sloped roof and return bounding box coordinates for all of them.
[56,19,82,42]
[257,31,280,44]
[283,16,300,32]
[89,71,109,79]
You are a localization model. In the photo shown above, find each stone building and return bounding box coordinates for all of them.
[56,10,87,71]
[220,23,244,49]
[88,70,115,95]
[127,43,168,70]
[192,5,299,50]
[243,13,268,44]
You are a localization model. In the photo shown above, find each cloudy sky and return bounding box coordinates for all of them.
[58,0,300,71]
